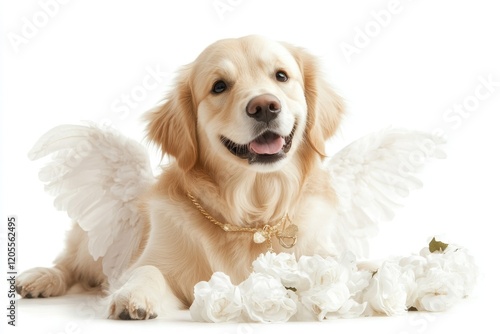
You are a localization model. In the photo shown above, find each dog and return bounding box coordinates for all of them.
[17,35,348,320]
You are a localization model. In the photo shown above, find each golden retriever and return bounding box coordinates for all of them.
[16,35,345,320]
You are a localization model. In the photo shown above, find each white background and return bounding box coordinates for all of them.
[1,0,499,333]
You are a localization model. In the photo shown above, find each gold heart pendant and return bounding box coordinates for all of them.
[278,224,298,248]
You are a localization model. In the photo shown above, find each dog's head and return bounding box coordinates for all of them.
[148,35,343,173]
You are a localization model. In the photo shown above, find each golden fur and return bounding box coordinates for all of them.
[16,35,346,319]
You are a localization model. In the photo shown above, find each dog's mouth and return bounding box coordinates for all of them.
[221,126,296,164]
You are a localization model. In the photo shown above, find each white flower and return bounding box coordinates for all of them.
[338,254,371,312]
[252,252,311,291]
[363,261,407,316]
[299,283,352,320]
[329,299,368,319]
[398,255,427,307]
[428,246,478,297]
[239,273,297,322]
[297,254,350,287]
[419,246,432,257]
[347,269,372,303]
[189,240,478,323]
[414,267,463,312]
[399,254,428,279]
[190,272,242,323]
[413,243,478,311]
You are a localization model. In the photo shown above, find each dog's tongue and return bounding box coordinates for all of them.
[249,132,285,155]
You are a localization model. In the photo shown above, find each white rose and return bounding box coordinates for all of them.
[398,255,428,307]
[363,261,407,316]
[415,242,478,312]
[297,254,350,287]
[347,269,372,303]
[190,272,242,323]
[299,283,352,320]
[252,252,311,291]
[239,273,297,323]
[330,299,368,319]
[414,267,464,312]
[419,246,432,257]
[294,252,368,320]
[399,254,428,279]
[429,246,478,296]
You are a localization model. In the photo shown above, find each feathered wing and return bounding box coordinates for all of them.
[324,128,446,257]
[28,123,155,280]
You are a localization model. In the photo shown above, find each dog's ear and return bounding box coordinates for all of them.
[284,44,344,157]
[146,65,198,171]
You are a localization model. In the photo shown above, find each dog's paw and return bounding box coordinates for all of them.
[16,267,68,298]
[107,287,159,320]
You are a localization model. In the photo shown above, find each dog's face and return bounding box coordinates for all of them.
[148,35,343,173]
[193,36,308,172]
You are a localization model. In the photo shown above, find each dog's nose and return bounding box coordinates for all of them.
[246,94,281,123]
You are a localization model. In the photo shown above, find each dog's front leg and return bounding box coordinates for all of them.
[107,265,174,320]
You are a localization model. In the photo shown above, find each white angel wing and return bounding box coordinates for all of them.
[28,123,155,279]
[324,128,446,257]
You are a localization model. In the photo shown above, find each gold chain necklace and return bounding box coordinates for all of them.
[187,192,298,252]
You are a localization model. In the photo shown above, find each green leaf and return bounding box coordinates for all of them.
[407,306,418,312]
[285,287,297,292]
[429,237,449,253]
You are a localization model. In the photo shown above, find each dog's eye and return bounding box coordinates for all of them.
[212,80,227,94]
[275,71,288,82]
